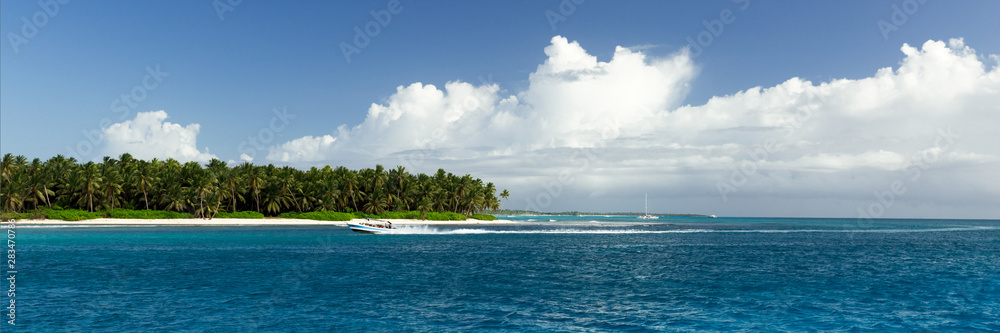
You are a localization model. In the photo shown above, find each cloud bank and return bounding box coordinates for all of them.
[102,110,217,163]
[102,36,1000,218]
[271,36,1000,217]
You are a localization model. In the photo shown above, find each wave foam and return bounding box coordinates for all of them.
[385,226,1000,235]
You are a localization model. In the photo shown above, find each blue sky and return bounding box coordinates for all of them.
[2,1,999,218]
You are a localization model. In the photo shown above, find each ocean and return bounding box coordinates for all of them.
[9,216,1000,332]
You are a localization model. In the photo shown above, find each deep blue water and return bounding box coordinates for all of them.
[7,217,1000,332]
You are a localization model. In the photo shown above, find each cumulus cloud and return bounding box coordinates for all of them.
[269,36,697,161]
[102,110,217,163]
[267,135,336,162]
[267,36,1000,218]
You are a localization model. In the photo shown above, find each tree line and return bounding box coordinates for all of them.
[1,153,511,218]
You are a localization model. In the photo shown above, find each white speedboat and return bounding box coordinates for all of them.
[638,194,659,219]
[348,218,394,234]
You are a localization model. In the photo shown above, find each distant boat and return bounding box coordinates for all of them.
[348,218,394,234]
[710,215,717,218]
[638,194,659,219]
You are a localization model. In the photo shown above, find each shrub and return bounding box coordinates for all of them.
[215,211,265,219]
[277,212,301,219]
[1,211,24,220]
[107,209,192,219]
[295,211,355,221]
[380,211,420,219]
[423,211,467,221]
[26,209,49,220]
[470,214,498,221]
[45,209,103,221]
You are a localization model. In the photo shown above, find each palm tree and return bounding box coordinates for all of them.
[339,168,361,212]
[0,153,15,185]
[390,165,408,207]
[500,189,510,211]
[24,158,55,209]
[316,167,341,211]
[47,155,76,209]
[43,155,75,208]
[1,164,26,213]
[134,160,157,210]
[189,169,217,218]
[241,162,264,213]
[100,160,124,212]
[0,153,506,219]
[75,162,102,212]
[363,191,389,215]
[260,181,288,216]
[219,167,244,213]
[162,183,188,213]
[416,198,433,220]
[277,166,303,212]
[118,153,136,207]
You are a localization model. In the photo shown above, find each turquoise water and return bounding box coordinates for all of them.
[8,217,1000,332]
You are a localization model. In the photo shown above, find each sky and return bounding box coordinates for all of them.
[2,1,999,218]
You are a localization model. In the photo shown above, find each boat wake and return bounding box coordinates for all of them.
[383,226,1000,235]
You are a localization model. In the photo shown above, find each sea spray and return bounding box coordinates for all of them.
[381,226,1000,235]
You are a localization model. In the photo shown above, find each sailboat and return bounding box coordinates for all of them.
[638,194,658,219]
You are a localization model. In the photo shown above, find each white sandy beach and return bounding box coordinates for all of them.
[12,218,518,226]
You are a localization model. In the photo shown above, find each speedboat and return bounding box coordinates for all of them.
[348,218,394,234]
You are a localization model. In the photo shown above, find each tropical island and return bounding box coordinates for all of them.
[0,153,510,223]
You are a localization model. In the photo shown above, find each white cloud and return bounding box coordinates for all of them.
[102,110,217,163]
[267,135,336,162]
[269,36,697,159]
[267,36,1000,218]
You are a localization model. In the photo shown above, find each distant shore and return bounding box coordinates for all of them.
[12,218,518,226]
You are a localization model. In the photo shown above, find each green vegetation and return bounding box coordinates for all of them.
[44,209,103,221]
[278,211,354,221]
[1,153,506,221]
[214,211,265,219]
[107,209,192,219]
[471,214,498,221]
[2,208,192,221]
[1,211,24,220]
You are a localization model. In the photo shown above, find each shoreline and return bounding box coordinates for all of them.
[10,218,518,227]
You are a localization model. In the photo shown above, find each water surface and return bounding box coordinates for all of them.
[12,217,1000,332]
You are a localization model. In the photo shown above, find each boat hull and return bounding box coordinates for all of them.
[347,222,393,234]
